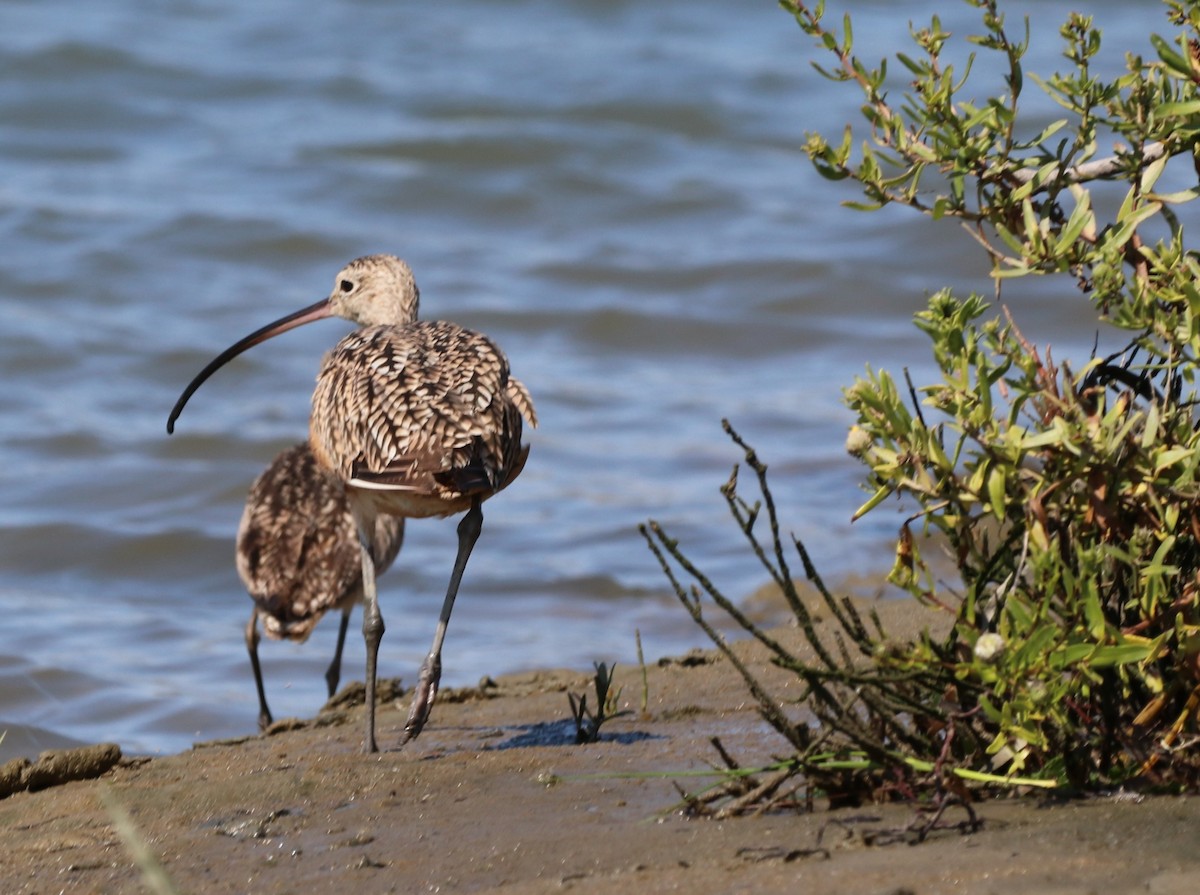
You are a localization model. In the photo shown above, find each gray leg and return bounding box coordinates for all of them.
[245,610,272,731]
[325,607,353,698]
[400,497,482,745]
[352,501,385,754]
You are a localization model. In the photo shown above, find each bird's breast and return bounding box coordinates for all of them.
[348,484,475,520]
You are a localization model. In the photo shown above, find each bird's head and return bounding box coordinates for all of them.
[327,254,420,327]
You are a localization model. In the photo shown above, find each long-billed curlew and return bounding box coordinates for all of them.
[238,441,404,731]
[168,254,536,752]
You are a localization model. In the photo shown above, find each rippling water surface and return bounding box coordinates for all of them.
[0,0,1149,758]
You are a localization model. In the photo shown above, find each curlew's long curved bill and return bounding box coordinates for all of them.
[166,297,332,434]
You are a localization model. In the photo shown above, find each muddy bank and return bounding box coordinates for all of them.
[2,600,1197,894]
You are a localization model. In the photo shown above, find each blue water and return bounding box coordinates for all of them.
[0,0,1161,759]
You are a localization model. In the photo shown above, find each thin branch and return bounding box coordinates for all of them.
[1010,140,1169,187]
[640,523,812,751]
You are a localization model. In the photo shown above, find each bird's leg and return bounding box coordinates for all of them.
[400,496,483,745]
[352,501,385,754]
[325,607,352,698]
[245,610,272,732]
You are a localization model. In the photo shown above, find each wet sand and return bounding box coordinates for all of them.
[2,599,1198,894]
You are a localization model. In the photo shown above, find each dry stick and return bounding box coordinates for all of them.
[641,518,824,691]
[765,658,946,745]
[661,573,892,760]
[714,765,803,819]
[903,366,928,429]
[693,744,801,817]
[725,482,844,668]
[730,422,877,669]
[671,781,709,816]
[710,736,742,773]
[770,630,947,758]
[722,420,845,672]
[641,524,810,752]
[652,528,885,748]
[700,746,756,803]
[792,532,874,657]
[652,505,933,755]
[722,421,796,593]
[865,603,887,641]
[836,593,873,652]
[634,629,649,714]
[722,465,799,608]
[675,741,761,811]
[828,683,934,759]
[646,427,945,768]
[648,521,804,670]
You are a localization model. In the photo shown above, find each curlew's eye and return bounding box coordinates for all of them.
[339,279,355,293]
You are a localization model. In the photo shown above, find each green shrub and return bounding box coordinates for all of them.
[848,289,1200,786]
[648,0,1200,795]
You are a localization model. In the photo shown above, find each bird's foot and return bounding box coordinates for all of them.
[399,654,442,745]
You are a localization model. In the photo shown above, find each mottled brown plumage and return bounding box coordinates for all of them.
[168,253,536,753]
[310,322,534,518]
[237,442,404,730]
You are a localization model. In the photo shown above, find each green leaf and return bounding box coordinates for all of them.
[851,483,893,521]
[987,463,1007,521]
[1149,33,1193,77]
[1147,187,1200,205]
[1021,425,1067,450]
[1155,447,1193,474]
[1020,198,1043,249]
[1089,643,1154,668]
[1082,586,1106,639]
[1156,100,1200,117]
[1023,118,1069,147]
[1057,186,1093,250]
[1140,153,1169,194]
[1141,401,1161,451]
[895,51,925,76]
[1108,200,1162,249]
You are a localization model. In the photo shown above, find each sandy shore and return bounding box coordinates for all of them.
[2,599,1198,894]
